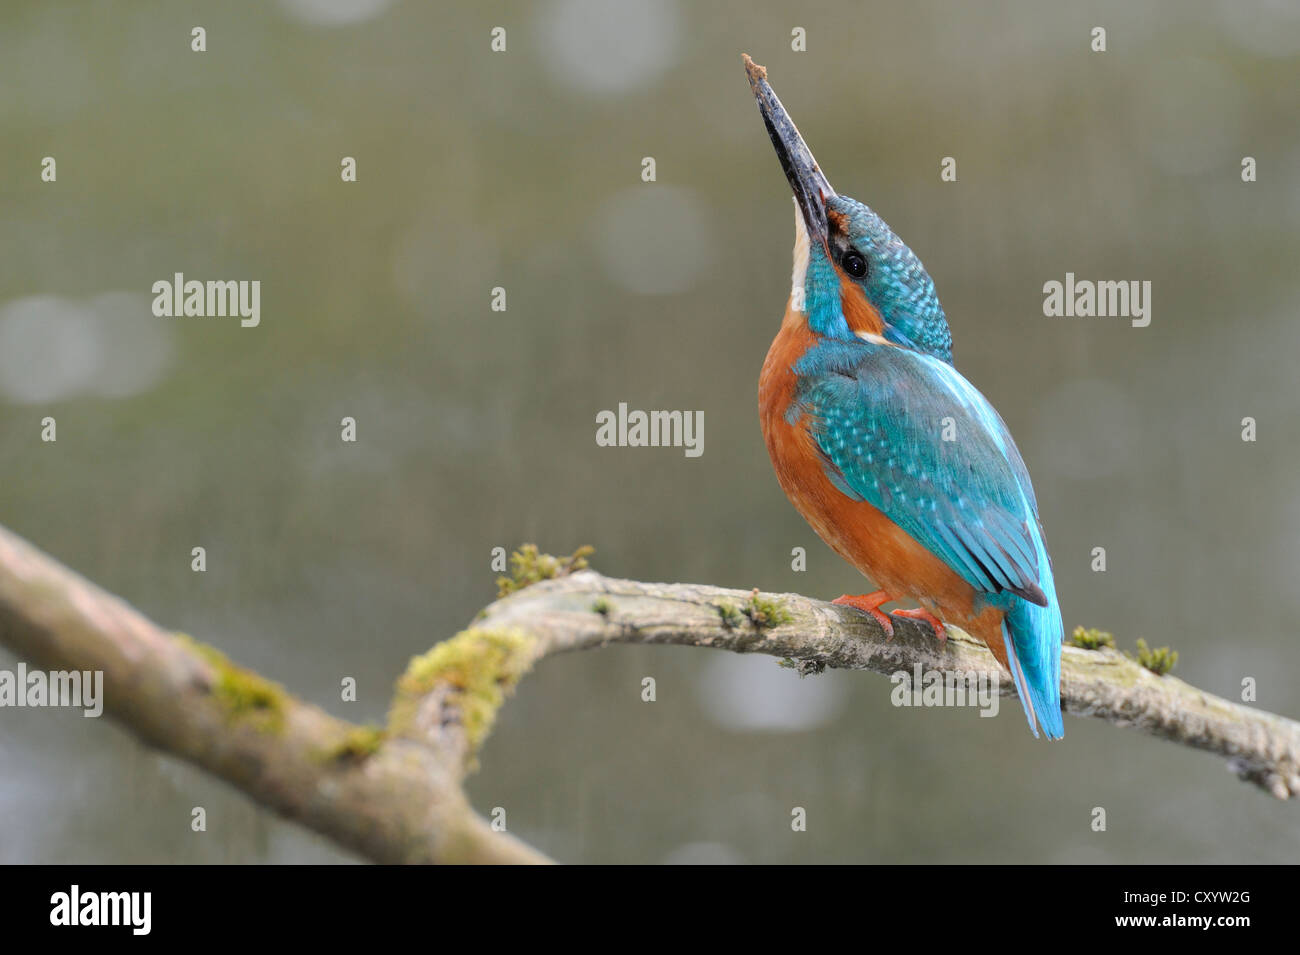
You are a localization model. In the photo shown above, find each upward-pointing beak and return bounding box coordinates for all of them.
[744,54,836,251]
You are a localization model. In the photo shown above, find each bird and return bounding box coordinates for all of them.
[743,55,1064,738]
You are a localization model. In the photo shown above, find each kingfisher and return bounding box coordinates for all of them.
[744,55,1064,738]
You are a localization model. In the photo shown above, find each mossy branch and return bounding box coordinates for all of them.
[473,568,1299,801]
[1,530,1297,870]
[0,525,550,865]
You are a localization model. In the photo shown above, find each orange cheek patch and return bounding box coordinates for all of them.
[836,268,884,336]
[825,211,883,336]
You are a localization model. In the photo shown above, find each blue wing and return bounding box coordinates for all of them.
[790,339,1046,606]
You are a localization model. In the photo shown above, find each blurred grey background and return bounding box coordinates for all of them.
[1,0,1298,863]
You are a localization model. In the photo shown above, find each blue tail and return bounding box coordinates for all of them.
[1000,537,1064,739]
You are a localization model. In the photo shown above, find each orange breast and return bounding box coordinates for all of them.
[758,299,1007,663]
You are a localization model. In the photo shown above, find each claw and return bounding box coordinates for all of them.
[890,607,948,643]
[832,590,895,638]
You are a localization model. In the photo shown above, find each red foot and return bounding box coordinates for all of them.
[890,607,948,643]
[832,590,895,638]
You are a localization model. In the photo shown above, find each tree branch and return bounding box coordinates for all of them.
[0,525,550,864]
[473,570,1300,799]
[0,529,1295,868]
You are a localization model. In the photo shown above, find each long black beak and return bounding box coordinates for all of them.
[744,54,835,249]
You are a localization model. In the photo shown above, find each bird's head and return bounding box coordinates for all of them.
[744,55,952,364]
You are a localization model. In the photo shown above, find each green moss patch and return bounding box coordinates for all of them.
[388,628,536,762]
[1133,638,1178,676]
[324,724,386,764]
[1070,626,1116,650]
[176,633,287,733]
[743,591,791,629]
[496,544,594,597]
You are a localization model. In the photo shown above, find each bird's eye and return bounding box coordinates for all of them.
[841,251,868,279]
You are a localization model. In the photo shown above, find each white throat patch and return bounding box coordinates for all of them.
[790,198,810,313]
